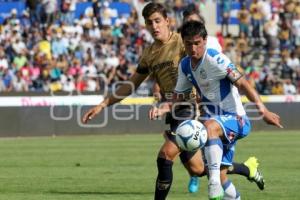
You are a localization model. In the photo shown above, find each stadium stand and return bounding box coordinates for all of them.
[0,0,299,95]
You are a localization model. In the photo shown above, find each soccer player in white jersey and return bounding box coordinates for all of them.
[180,7,265,194]
[156,20,282,200]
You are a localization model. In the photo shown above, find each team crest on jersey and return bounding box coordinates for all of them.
[187,74,193,82]
[200,68,207,79]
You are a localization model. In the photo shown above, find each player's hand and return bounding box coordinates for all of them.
[149,106,160,120]
[149,103,171,120]
[82,105,104,124]
[262,110,283,128]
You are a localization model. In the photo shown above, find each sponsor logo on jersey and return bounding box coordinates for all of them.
[200,68,207,79]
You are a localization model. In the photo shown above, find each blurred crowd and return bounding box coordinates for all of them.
[0,0,299,95]
[220,0,300,95]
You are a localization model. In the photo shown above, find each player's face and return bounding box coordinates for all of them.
[183,34,207,61]
[145,12,170,42]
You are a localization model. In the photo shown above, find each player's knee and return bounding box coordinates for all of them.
[157,157,173,169]
[158,146,178,160]
[204,120,222,139]
[187,164,205,176]
[180,151,205,176]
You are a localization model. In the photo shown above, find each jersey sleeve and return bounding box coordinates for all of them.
[210,50,243,83]
[174,62,193,94]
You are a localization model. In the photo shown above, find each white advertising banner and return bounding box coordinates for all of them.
[0,95,104,107]
[0,95,299,107]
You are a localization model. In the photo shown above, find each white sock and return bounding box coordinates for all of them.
[204,138,223,197]
[222,180,241,200]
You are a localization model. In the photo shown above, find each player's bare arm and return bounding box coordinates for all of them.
[82,72,148,123]
[234,76,283,128]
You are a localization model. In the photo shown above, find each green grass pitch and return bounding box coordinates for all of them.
[0,131,299,200]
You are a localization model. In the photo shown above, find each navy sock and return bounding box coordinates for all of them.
[227,162,250,178]
[154,157,173,200]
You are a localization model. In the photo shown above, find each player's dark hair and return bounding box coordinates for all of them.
[142,2,168,19]
[181,20,207,39]
[182,5,205,24]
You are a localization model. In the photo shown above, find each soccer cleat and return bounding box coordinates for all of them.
[208,182,224,200]
[244,156,265,190]
[188,176,199,193]
[209,196,223,200]
[250,170,265,190]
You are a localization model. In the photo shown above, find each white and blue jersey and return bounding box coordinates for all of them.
[175,48,245,116]
[175,48,251,165]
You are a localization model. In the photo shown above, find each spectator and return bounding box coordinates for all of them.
[60,0,77,25]
[250,0,263,41]
[292,12,300,47]
[101,1,114,26]
[2,68,13,92]
[237,3,250,36]
[20,10,31,30]
[12,71,28,92]
[62,76,75,92]
[281,56,294,80]
[51,33,68,58]
[36,33,52,60]
[278,19,291,50]
[220,0,232,36]
[287,51,300,73]
[271,80,284,95]
[12,38,27,55]
[0,50,9,70]
[75,74,86,92]
[258,0,272,24]
[41,0,57,27]
[12,51,28,71]
[82,59,97,77]
[236,32,249,68]
[26,0,40,25]
[263,13,279,56]
[283,79,297,95]
[85,76,99,92]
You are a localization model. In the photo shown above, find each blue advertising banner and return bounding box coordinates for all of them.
[0,2,131,25]
[216,2,241,25]
[0,2,25,23]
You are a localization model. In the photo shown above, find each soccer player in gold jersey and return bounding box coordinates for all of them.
[83,3,204,199]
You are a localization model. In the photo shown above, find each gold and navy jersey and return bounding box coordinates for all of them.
[136,32,185,98]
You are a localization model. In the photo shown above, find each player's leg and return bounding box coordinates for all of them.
[204,114,251,199]
[220,140,240,200]
[172,105,205,193]
[227,157,265,190]
[180,150,205,193]
[155,136,180,200]
[185,159,265,193]
[203,119,224,200]
[221,167,241,200]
